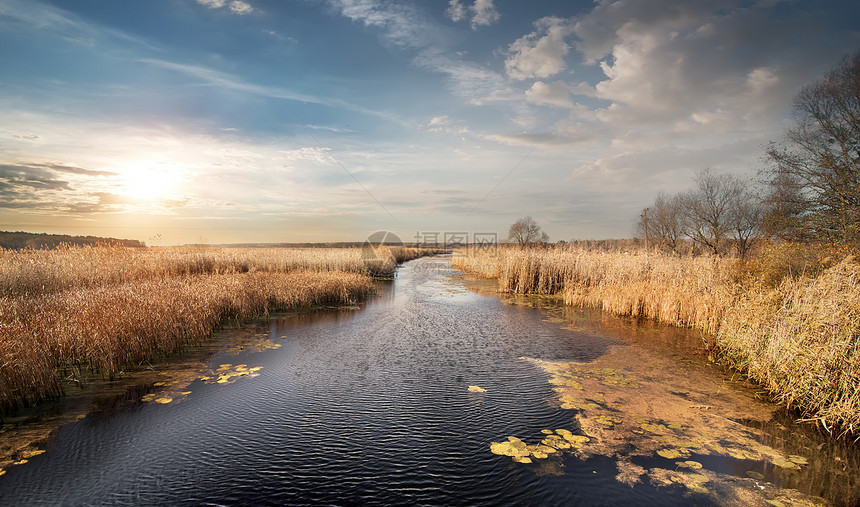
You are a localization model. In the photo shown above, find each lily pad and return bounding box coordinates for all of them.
[490,440,530,458]
[563,434,590,446]
[657,448,685,459]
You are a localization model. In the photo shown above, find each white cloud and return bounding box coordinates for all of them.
[446,1,466,22]
[568,0,851,131]
[229,1,253,15]
[447,0,500,29]
[428,116,450,127]
[279,147,335,165]
[195,0,253,15]
[332,0,437,49]
[330,1,508,102]
[471,0,500,27]
[196,0,226,8]
[505,17,574,80]
[525,80,574,108]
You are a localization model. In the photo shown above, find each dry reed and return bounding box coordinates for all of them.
[0,271,372,412]
[0,245,428,298]
[0,245,432,413]
[453,244,860,436]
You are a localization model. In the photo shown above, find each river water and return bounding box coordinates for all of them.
[0,256,857,505]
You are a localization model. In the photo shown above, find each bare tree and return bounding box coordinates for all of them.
[508,216,549,246]
[761,167,810,240]
[639,192,685,254]
[728,182,764,259]
[765,52,860,242]
[680,169,738,255]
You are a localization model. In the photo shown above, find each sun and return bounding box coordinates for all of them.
[118,163,180,202]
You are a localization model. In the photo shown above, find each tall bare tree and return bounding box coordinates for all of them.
[728,183,764,259]
[508,216,549,246]
[639,192,685,254]
[761,167,810,240]
[766,52,860,242]
[680,169,738,256]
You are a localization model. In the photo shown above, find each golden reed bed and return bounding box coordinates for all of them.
[0,245,424,413]
[453,244,860,437]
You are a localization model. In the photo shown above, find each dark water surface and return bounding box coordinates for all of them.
[0,257,857,505]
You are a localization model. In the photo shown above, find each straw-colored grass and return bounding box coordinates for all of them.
[453,244,860,437]
[0,245,426,297]
[0,245,428,413]
[719,259,860,435]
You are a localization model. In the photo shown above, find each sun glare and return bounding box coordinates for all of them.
[118,163,181,202]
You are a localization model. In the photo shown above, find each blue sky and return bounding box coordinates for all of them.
[1,0,858,244]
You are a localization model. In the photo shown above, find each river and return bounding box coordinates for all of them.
[0,256,857,505]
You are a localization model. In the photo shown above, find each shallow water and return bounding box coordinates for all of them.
[0,257,857,505]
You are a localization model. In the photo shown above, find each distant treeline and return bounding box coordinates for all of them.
[0,231,145,250]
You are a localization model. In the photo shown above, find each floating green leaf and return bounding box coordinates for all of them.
[490,440,530,458]
[657,448,685,459]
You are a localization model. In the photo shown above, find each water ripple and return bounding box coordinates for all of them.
[0,258,687,505]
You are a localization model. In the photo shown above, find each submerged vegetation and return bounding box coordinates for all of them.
[0,245,427,414]
[453,242,860,437]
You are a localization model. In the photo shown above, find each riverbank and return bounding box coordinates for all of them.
[452,244,860,438]
[0,245,427,414]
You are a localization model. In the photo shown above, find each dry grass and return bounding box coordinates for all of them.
[0,245,430,413]
[719,259,860,435]
[0,245,428,297]
[453,244,860,437]
[454,246,739,333]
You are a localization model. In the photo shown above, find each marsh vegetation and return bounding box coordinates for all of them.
[453,242,860,437]
[0,244,427,414]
